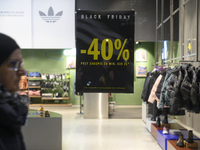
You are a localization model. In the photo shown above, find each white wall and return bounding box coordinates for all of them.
[0,0,75,49]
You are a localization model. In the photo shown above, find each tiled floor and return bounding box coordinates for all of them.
[29,105,162,150]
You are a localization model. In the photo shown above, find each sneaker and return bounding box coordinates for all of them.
[176,134,184,147]
[151,100,157,121]
[162,115,168,124]
[155,117,161,127]
[163,125,169,134]
[186,130,194,143]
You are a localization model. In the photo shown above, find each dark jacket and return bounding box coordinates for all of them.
[147,68,172,117]
[148,74,162,115]
[190,66,199,106]
[179,64,193,111]
[0,85,28,150]
[142,71,160,102]
[158,67,177,111]
[169,65,184,114]
[187,65,199,113]
[155,67,171,99]
[141,72,150,100]
[169,64,199,114]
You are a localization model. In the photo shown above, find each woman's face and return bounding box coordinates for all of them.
[0,49,26,94]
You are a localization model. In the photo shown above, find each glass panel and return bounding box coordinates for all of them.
[157,27,162,62]
[164,19,170,41]
[199,1,200,61]
[158,0,161,25]
[173,11,179,63]
[162,41,170,61]
[167,41,171,61]
[157,26,161,41]
[173,41,180,63]
[173,11,179,41]
[184,0,197,59]
[164,0,170,19]
[173,0,179,11]
[157,41,163,62]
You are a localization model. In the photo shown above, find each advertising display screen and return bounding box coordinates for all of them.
[76,10,135,93]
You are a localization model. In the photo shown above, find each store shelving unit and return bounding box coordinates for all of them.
[27,69,71,104]
[28,76,42,99]
[41,97,69,103]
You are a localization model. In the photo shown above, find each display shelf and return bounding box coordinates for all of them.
[29,96,41,98]
[146,117,176,132]
[157,130,200,150]
[29,86,41,88]
[26,69,71,105]
[151,123,187,140]
[22,109,62,150]
[18,90,29,93]
[28,109,62,117]
[167,140,199,150]
[28,77,42,80]
[42,97,69,100]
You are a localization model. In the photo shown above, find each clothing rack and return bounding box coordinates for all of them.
[156,53,199,66]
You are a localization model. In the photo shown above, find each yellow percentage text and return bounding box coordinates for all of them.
[81,38,130,61]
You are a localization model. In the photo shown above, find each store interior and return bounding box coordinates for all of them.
[1,0,200,149]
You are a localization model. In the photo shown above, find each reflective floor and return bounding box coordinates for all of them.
[29,105,162,150]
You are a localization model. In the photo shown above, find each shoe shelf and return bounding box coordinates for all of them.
[167,140,199,150]
[151,123,187,140]
[29,86,41,88]
[41,97,69,100]
[29,96,41,98]
[157,130,200,150]
[146,117,200,150]
[27,77,42,80]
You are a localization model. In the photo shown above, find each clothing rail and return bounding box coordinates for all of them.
[156,53,197,65]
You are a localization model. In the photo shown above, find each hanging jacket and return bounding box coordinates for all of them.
[180,64,192,100]
[169,64,199,113]
[142,71,160,102]
[180,64,193,111]
[169,65,184,114]
[195,66,200,112]
[148,68,172,117]
[148,75,162,104]
[166,75,176,105]
[190,66,199,106]
[158,66,179,111]
[155,67,171,99]
[188,65,199,113]
[141,72,150,100]
[148,75,162,115]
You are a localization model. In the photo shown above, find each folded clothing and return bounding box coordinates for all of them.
[42,93,53,98]
[28,81,41,86]
[18,92,27,95]
[29,90,41,96]
[29,72,41,77]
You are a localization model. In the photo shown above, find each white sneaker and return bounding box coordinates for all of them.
[163,125,169,134]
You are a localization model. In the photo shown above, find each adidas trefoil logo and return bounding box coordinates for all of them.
[39,6,63,23]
